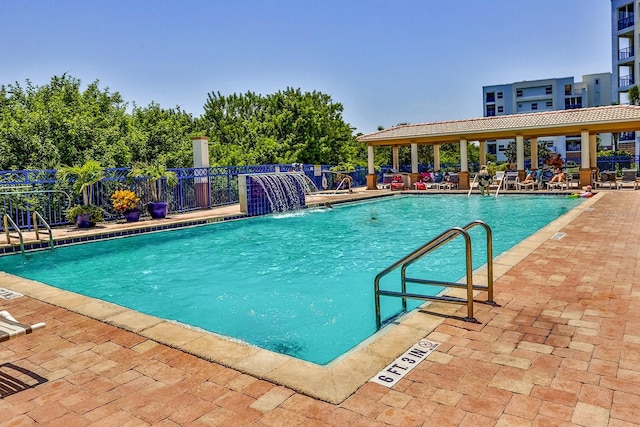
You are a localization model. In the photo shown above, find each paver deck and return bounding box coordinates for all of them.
[1,189,640,426]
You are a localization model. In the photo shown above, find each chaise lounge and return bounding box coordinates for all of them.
[0,311,46,343]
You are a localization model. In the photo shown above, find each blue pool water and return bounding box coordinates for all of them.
[0,195,581,364]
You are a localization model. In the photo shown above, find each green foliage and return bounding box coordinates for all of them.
[129,161,178,202]
[597,149,632,157]
[503,139,550,166]
[199,88,359,166]
[65,204,104,224]
[57,160,104,205]
[629,85,640,106]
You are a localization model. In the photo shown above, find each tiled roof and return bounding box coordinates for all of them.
[357,105,640,144]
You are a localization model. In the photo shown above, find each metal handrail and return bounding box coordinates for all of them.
[32,211,54,250]
[3,214,24,254]
[467,173,478,197]
[494,173,506,197]
[374,220,495,329]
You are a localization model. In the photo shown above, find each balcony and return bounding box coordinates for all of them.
[619,75,635,87]
[619,46,635,60]
[618,15,634,30]
[564,104,582,110]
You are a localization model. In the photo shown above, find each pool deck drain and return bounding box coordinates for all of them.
[3,190,639,425]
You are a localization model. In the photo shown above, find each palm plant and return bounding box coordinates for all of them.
[129,162,178,202]
[58,160,105,224]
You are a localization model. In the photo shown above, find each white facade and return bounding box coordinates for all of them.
[612,0,640,154]
[482,74,612,163]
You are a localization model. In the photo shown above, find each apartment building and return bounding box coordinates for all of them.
[482,74,612,163]
[612,0,640,153]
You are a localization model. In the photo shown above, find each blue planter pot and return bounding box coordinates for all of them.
[147,202,168,219]
[76,213,92,228]
[124,209,141,222]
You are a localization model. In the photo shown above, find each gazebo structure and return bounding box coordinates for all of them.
[358,105,640,190]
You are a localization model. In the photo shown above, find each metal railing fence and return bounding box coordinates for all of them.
[0,164,369,231]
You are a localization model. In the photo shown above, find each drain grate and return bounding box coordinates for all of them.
[551,232,566,240]
[0,288,23,300]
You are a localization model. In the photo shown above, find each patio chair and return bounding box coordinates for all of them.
[617,169,638,190]
[515,176,535,191]
[0,311,46,343]
[593,171,617,189]
[390,175,405,191]
[503,171,519,190]
[441,173,459,190]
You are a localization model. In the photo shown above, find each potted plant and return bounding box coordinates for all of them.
[129,162,177,219]
[58,160,105,228]
[111,189,141,222]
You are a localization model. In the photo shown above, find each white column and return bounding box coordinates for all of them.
[191,136,210,168]
[589,134,597,169]
[392,146,399,171]
[581,130,590,167]
[367,145,375,174]
[433,144,441,170]
[411,143,418,173]
[530,137,538,169]
[516,135,524,171]
[460,139,468,172]
[479,141,486,167]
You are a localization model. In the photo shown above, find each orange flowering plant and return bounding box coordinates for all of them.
[111,189,140,213]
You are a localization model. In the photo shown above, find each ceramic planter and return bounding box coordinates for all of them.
[123,209,141,222]
[147,202,168,219]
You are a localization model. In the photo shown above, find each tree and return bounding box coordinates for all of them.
[629,85,640,106]
[199,88,360,166]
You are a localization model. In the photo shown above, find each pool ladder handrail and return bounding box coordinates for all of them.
[374,220,495,329]
[467,173,478,197]
[32,211,54,250]
[3,214,25,254]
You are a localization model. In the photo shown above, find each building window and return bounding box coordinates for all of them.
[497,92,503,99]
[545,86,552,95]
[566,139,581,152]
[498,145,506,152]
[486,105,496,116]
[497,106,504,113]
[516,89,523,97]
[532,103,538,110]
[565,97,582,109]
[488,144,497,155]
[486,92,495,103]
[546,101,553,107]
[595,79,599,85]
[564,84,572,95]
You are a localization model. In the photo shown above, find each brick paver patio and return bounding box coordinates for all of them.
[1,191,640,426]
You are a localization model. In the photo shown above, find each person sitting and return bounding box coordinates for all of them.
[579,185,594,197]
[549,167,565,183]
[477,165,492,196]
[522,169,536,184]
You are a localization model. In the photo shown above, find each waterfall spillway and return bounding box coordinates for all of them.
[239,173,314,216]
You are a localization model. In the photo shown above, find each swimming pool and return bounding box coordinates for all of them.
[0,195,581,364]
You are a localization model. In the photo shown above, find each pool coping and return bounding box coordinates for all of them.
[0,193,601,404]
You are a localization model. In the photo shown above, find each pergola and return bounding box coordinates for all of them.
[357,105,640,190]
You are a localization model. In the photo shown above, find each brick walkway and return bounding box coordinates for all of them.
[1,191,640,426]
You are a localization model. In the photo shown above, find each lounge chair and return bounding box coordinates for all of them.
[0,311,46,343]
[594,170,617,189]
[441,173,459,190]
[617,169,638,190]
[515,176,536,191]
[390,175,405,191]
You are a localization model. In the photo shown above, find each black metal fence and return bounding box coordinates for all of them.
[0,164,369,230]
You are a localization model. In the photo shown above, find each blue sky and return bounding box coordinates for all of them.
[2,0,611,134]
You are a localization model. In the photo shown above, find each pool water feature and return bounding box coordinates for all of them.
[0,195,581,365]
